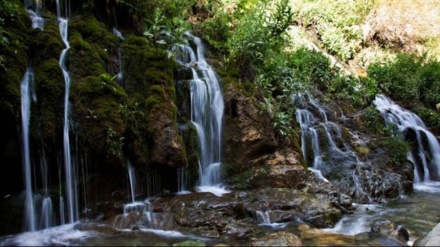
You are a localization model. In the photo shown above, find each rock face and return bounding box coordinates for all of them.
[148,104,187,168]
[223,84,278,170]
[223,84,307,189]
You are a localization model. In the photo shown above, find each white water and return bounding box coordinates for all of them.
[2,223,95,246]
[295,96,361,170]
[57,0,78,224]
[24,0,44,30]
[255,210,289,229]
[374,94,440,182]
[177,166,191,194]
[173,33,229,196]
[113,28,124,84]
[20,69,37,231]
[127,162,136,203]
[113,28,125,40]
[323,204,380,235]
[295,94,374,203]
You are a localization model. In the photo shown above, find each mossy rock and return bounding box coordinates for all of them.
[70,15,118,48]
[30,20,64,66]
[179,122,200,188]
[68,31,106,79]
[122,43,174,94]
[32,59,65,143]
[0,0,32,114]
[71,74,127,158]
[125,35,148,46]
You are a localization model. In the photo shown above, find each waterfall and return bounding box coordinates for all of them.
[255,210,289,228]
[127,161,136,203]
[24,0,44,30]
[173,33,228,196]
[21,69,37,231]
[177,166,190,194]
[295,93,372,201]
[113,28,124,85]
[295,97,359,171]
[56,0,78,224]
[374,94,440,183]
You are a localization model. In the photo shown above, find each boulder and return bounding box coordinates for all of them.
[414,222,440,246]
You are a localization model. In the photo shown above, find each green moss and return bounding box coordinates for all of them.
[180,122,200,187]
[30,20,64,66]
[70,15,118,48]
[0,0,31,114]
[149,85,167,99]
[145,94,163,110]
[71,74,127,157]
[68,31,106,78]
[125,35,148,46]
[33,59,65,143]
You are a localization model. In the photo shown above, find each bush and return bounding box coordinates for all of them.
[288,47,334,91]
[225,0,294,81]
[367,53,440,129]
[367,53,422,102]
[380,135,411,166]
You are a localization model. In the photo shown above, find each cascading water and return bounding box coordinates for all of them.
[57,0,78,224]
[296,96,359,170]
[295,93,371,201]
[374,94,440,183]
[20,69,37,231]
[173,33,228,196]
[24,0,44,30]
[127,161,136,203]
[113,28,124,84]
[255,210,289,228]
[21,1,53,231]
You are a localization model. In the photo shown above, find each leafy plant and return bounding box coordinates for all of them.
[0,0,19,70]
[143,6,191,49]
[380,135,410,166]
[367,53,422,102]
[225,0,294,81]
[292,0,370,61]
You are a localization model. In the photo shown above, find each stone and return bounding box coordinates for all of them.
[414,223,440,246]
[250,231,302,246]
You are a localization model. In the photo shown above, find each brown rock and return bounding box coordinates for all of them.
[148,105,187,168]
[251,231,302,246]
[223,84,278,171]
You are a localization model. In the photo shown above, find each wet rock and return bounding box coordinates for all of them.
[223,218,260,238]
[413,222,440,246]
[250,231,302,246]
[241,188,342,228]
[150,187,343,239]
[363,219,409,245]
[298,224,357,246]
